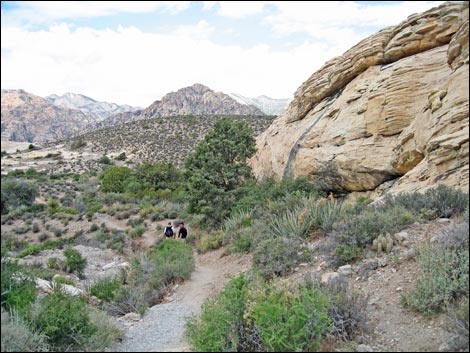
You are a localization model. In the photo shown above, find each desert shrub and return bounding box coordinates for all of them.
[1,309,50,352]
[32,222,40,233]
[1,233,28,251]
[46,257,64,271]
[70,137,87,150]
[247,281,331,352]
[16,240,63,258]
[253,237,310,279]
[89,276,123,302]
[38,233,49,242]
[115,152,126,161]
[98,155,112,165]
[186,275,250,352]
[53,275,75,286]
[196,230,224,253]
[100,166,131,193]
[104,285,147,316]
[317,277,368,340]
[187,275,332,352]
[151,240,194,288]
[227,233,252,254]
[332,205,414,263]
[232,177,322,216]
[381,185,468,218]
[14,225,30,234]
[126,217,145,227]
[1,259,36,315]
[84,308,121,351]
[128,224,146,238]
[445,298,469,351]
[30,289,97,350]
[63,247,87,278]
[1,179,38,214]
[402,242,468,314]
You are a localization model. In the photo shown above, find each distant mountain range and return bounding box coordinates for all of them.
[1,84,272,144]
[97,83,266,129]
[228,93,291,115]
[46,92,141,121]
[1,89,96,144]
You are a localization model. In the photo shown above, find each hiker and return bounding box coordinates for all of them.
[163,222,174,239]
[177,222,187,240]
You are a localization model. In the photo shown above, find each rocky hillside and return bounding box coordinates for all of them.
[1,89,96,144]
[228,93,291,115]
[59,115,274,171]
[46,92,140,121]
[251,1,469,196]
[98,84,264,129]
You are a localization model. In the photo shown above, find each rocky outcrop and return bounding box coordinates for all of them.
[1,89,96,143]
[46,92,141,121]
[251,2,469,195]
[98,83,265,129]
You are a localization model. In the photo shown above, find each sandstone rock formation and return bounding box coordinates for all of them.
[251,1,469,195]
[1,89,96,144]
[46,92,140,121]
[98,83,265,129]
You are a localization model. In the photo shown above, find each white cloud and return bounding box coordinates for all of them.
[1,1,190,25]
[265,1,445,37]
[1,24,334,106]
[207,1,267,19]
[175,20,214,40]
[202,1,218,11]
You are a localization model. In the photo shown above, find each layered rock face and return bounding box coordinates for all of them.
[251,1,469,195]
[1,89,96,143]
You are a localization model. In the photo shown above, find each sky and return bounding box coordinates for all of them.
[1,1,444,107]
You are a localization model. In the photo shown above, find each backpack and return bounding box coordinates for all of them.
[164,226,174,237]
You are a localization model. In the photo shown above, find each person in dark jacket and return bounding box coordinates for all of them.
[177,222,187,240]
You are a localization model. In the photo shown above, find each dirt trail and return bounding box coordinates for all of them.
[113,248,252,352]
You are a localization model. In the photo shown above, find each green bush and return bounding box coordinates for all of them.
[253,237,310,279]
[187,275,332,352]
[402,241,468,314]
[1,178,38,214]
[128,224,146,238]
[89,276,123,302]
[247,281,331,352]
[186,275,250,352]
[381,185,468,218]
[151,240,194,288]
[332,205,414,263]
[98,155,112,165]
[16,240,63,258]
[196,231,224,253]
[115,152,127,161]
[1,309,50,352]
[31,289,97,350]
[63,247,87,278]
[445,298,469,351]
[1,259,36,315]
[227,233,252,254]
[100,166,131,193]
